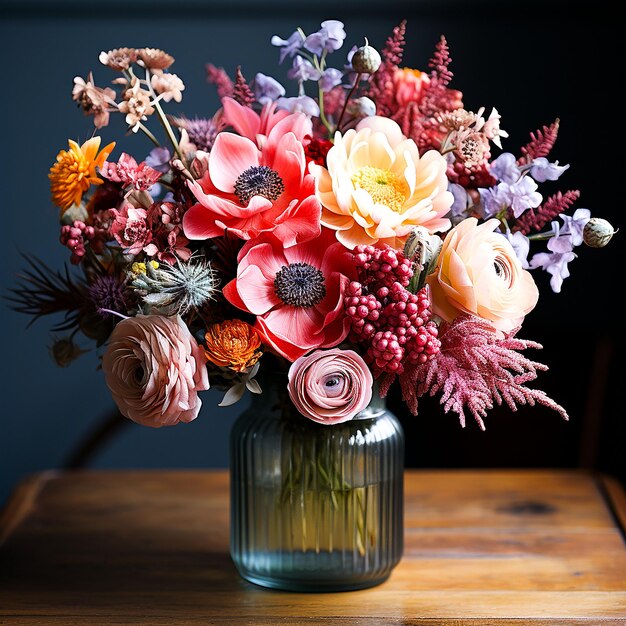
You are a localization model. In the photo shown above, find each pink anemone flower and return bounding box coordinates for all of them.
[221,97,311,155]
[223,229,357,361]
[183,117,321,247]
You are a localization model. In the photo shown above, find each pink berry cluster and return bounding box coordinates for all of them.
[59,220,103,265]
[344,245,441,376]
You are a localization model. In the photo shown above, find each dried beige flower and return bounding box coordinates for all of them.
[138,48,175,70]
[118,78,154,131]
[99,47,138,71]
[72,72,117,128]
[151,70,185,103]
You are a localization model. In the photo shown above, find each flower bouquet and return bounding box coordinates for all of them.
[11,19,616,590]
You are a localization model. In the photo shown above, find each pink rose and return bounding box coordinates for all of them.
[102,315,210,427]
[287,349,373,425]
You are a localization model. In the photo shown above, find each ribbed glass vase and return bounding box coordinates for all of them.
[230,381,404,591]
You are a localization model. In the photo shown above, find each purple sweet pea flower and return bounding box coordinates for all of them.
[271,30,304,64]
[276,95,320,117]
[530,157,570,182]
[304,20,346,55]
[529,229,576,293]
[503,230,531,269]
[560,208,591,247]
[508,176,543,218]
[145,146,171,174]
[489,152,520,184]
[253,73,285,105]
[288,56,321,82]
[319,67,343,92]
[448,183,470,221]
[479,183,511,218]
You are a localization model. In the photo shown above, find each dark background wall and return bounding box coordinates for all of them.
[1,0,623,505]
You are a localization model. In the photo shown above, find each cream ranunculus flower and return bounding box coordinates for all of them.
[427,217,539,333]
[310,116,453,249]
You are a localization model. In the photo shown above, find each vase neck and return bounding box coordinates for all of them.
[353,380,386,420]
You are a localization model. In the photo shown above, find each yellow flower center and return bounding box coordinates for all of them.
[351,166,407,213]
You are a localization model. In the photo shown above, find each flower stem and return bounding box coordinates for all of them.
[336,73,362,132]
[144,69,185,163]
[137,123,161,147]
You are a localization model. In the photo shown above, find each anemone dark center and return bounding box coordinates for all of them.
[234,165,284,206]
[274,262,326,308]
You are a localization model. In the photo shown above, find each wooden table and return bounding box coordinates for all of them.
[1,470,625,625]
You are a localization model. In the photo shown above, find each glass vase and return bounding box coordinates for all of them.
[230,382,404,591]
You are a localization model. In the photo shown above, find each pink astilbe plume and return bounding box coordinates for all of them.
[206,63,234,99]
[518,119,560,165]
[513,190,581,235]
[428,35,453,87]
[232,67,255,108]
[365,20,406,117]
[395,315,568,429]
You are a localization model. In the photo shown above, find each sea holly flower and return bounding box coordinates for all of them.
[49,137,115,211]
[304,20,346,55]
[271,30,304,63]
[253,73,286,105]
[170,114,225,153]
[287,349,373,424]
[183,118,321,247]
[311,116,453,249]
[530,157,570,182]
[223,229,357,361]
[427,217,539,333]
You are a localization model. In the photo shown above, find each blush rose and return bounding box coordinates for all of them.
[102,315,210,427]
[427,217,539,333]
[287,348,373,425]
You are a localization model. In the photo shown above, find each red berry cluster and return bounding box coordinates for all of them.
[59,220,103,265]
[344,245,440,376]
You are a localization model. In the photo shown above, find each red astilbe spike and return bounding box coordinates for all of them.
[206,63,234,100]
[513,189,581,235]
[398,315,568,429]
[428,35,453,87]
[418,36,460,121]
[365,20,406,117]
[232,67,255,108]
[518,119,560,164]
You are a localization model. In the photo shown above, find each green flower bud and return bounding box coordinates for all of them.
[351,43,382,75]
[583,217,616,248]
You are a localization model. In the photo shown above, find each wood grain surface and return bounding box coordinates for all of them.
[1,469,625,625]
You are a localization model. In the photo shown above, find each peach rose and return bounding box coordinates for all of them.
[287,348,373,425]
[427,218,539,332]
[102,315,209,427]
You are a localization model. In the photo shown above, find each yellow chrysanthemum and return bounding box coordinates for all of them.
[49,137,115,211]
